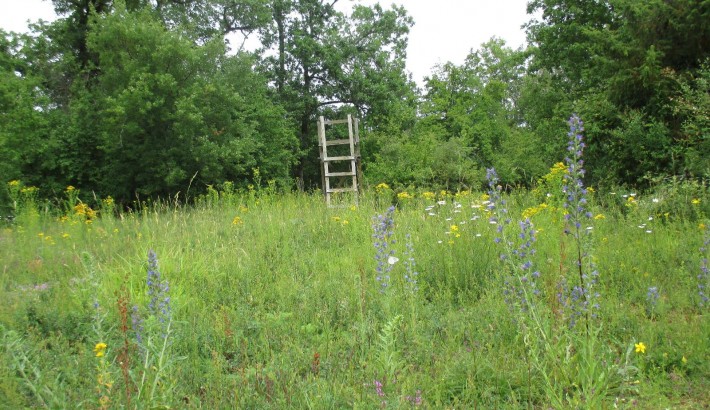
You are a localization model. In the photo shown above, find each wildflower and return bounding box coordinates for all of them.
[387,256,399,265]
[131,305,144,346]
[450,224,459,232]
[146,250,171,328]
[682,356,687,364]
[692,198,701,205]
[373,380,385,397]
[8,180,20,187]
[486,167,510,240]
[66,185,75,192]
[375,183,390,193]
[350,205,357,211]
[558,114,600,328]
[331,216,341,222]
[62,233,70,239]
[594,214,605,220]
[634,342,646,354]
[372,206,396,292]
[232,216,243,225]
[405,390,423,406]
[342,220,349,225]
[94,342,107,357]
[646,286,659,317]
[422,191,436,200]
[397,191,413,199]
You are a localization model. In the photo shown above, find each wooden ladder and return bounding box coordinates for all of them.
[318,115,361,207]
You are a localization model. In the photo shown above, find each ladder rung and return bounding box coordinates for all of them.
[323,156,355,161]
[326,171,356,177]
[324,139,352,146]
[323,119,349,125]
[328,187,357,193]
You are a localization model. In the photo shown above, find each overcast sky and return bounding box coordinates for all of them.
[0,0,534,85]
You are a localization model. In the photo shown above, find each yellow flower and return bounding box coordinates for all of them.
[66,185,75,192]
[480,193,490,201]
[232,216,243,225]
[682,356,687,364]
[74,203,91,216]
[450,225,459,232]
[522,204,546,219]
[691,198,701,205]
[8,180,20,187]
[350,205,358,211]
[594,214,605,220]
[342,220,349,225]
[331,216,341,222]
[634,342,646,354]
[397,191,413,199]
[422,191,436,200]
[700,223,707,230]
[376,182,390,191]
[94,342,107,357]
[550,162,567,174]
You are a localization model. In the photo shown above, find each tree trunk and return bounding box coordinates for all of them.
[274,0,286,96]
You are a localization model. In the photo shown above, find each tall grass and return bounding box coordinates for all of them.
[0,176,708,408]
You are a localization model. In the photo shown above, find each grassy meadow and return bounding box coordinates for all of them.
[1,174,709,409]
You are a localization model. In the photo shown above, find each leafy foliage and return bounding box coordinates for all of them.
[1,0,708,206]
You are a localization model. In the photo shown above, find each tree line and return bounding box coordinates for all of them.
[1,0,708,208]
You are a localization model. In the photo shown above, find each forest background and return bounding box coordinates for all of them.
[1,0,708,209]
